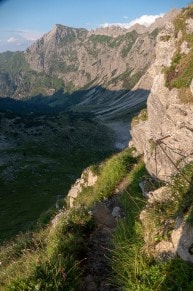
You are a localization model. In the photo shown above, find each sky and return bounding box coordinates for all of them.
[0,0,191,52]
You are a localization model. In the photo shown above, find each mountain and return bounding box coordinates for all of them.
[0,10,179,102]
[0,24,154,99]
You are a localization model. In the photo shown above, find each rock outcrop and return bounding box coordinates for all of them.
[131,13,193,181]
[67,167,98,208]
[140,183,193,263]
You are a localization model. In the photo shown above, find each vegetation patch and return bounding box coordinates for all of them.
[89,34,112,45]
[1,144,193,290]
[164,5,193,96]
[178,87,193,103]
[112,161,193,290]
[121,30,138,58]
[0,111,114,241]
[0,207,92,290]
[149,28,161,40]
[0,148,136,289]
[160,35,171,42]
[174,5,193,37]
[74,148,136,207]
[110,68,145,90]
[131,108,148,127]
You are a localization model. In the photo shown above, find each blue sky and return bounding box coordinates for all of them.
[0,0,191,52]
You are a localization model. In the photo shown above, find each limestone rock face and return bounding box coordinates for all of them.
[131,21,193,180]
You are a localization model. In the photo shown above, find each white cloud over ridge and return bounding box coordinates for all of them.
[101,13,164,29]
[0,29,44,52]
[18,30,43,41]
[7,37,18,43]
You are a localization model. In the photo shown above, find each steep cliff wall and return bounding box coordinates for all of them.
[131,6,193,180]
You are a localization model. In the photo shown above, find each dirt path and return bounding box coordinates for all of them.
[78,177,129,291]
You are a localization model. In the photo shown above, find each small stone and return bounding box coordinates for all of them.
[180,41,190,55]
[112,206,121,218]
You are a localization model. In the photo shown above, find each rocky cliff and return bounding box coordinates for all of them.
[0,25,156,99]
[131,4,193,181]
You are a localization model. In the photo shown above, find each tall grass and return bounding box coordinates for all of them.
[112,161,193,290]
[74,148,136,207]
[94,148,136,200]
[0,148,136,290]
[0,206,93,290]
[2,148,193,289]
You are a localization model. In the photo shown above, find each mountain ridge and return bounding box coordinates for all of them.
[0,8,179,102]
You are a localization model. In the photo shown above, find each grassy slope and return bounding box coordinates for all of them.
[0,148,135,290]
[1,147,193,290]
[112,161,193,290]
[0,51,64,97]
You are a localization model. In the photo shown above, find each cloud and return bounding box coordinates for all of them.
[0,29,44,52]
[7,37,18,43]
[18,30,43,41]
[123,16,129,19]
[128,14,164,27]
[101,13,164,29]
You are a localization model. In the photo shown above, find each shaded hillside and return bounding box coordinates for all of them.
[0,109,115,241]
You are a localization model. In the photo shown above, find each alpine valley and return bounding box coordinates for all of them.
[1,4,193,290]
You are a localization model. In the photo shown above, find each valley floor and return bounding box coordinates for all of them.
[104,120,131,150]
[0,111,115,241]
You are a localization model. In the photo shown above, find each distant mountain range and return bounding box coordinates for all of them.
[0,9,179,101]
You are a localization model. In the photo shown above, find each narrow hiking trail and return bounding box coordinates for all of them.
[78,177,129,291]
